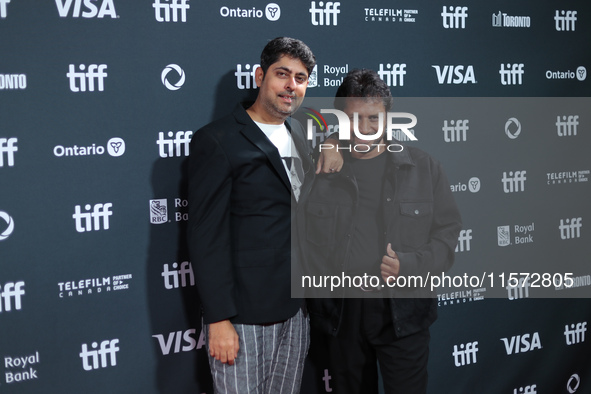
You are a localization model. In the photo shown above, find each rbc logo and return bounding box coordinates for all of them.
[150,199,168,224]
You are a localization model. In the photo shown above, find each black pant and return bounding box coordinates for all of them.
[327,298,430,394]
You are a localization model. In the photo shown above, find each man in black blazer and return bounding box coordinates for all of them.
[188,37,341,393]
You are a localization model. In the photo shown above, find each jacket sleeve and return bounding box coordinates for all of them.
[187,128,237,324]
[395,159,462,280]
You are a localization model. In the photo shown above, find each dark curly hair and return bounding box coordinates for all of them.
[335,68,393,111]
[260,37,316,77]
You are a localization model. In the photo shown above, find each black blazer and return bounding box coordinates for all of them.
[188,103,313,325]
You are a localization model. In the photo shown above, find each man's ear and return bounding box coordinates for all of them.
[254,66,265,88]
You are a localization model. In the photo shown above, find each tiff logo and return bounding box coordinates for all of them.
[455,229,472,252]
[378,63,406,87]
[441,6,468,29]
[507,277,530,300]
[80,339,119,371]
[55,0,117,18]
[310,1,340,26]
[499,64,524,85]
[153,0,189,22]
[73,203,113,232]
[514,385,537,394]
[556,115,579,136]
[452,341,478,366]
[555,10,577,31]
[235,64,260,90]
[559,218,582,240]
[157,131,192,158]
[162,262,195,289]
[564,322,587,345]
[0,0,10,18]
[0,281,25,313]
[67,64,108,92]
[0,137,17,167]
[442,120,468,142]
[502,171,526,193]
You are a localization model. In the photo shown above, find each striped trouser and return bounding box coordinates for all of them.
[206,308,310,394]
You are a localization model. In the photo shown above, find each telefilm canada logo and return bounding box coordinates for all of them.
[303,105,417,153]
[57,273,132,298]
[546,170,589,185]
[363,7,419,23]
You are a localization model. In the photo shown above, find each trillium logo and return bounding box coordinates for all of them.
[161,64,185,90]
[265,3,280,21]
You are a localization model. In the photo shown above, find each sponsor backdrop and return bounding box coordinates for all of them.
[1,1,590,393]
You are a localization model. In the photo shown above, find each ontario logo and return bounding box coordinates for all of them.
[303,103,417,153]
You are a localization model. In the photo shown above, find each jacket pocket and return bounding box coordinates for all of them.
[305,202,338,247]
[399,201,433,248]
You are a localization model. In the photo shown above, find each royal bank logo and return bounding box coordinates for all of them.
[505,117,521,139]
[363,8,418,23]
[0,137,17,167]
[441,6,468,29]
[150,198,188,224]
[0,74,27,90]
[492,11,531,28]
[153,0,190,22]
[0,211,15,241]
[310,1,340,26]
[220,3,280,21]
[150,199,168,224]
[378,63,406,87]
[555,10,577,31]
[56,0,117,18]
[307,65,318,88]
[546,66,586,81]
[498,222,535,247]
[0,0,10,18]
[53,137,125,158]
[3,351,40,384]
[322,64,348,87]
[500,64,524,85]
[161,64,185,90]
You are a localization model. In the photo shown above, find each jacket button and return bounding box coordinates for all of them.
[414,209,419,215]
[386,197,392,202]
